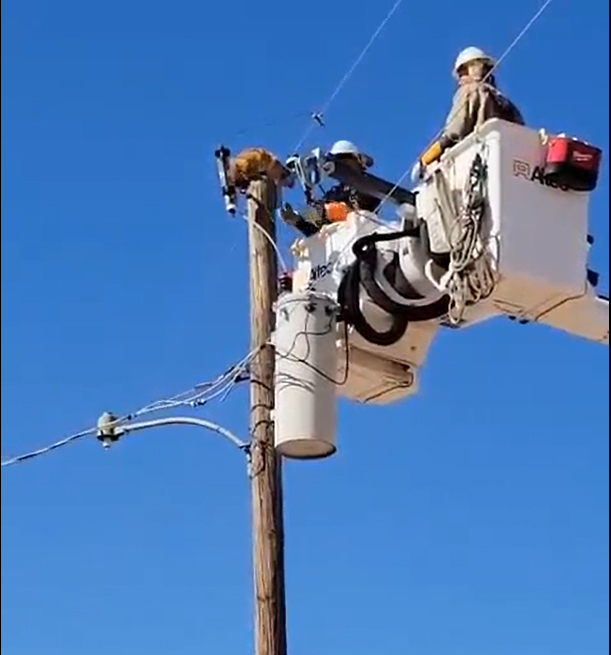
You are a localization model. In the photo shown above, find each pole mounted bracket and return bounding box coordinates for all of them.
[215,145,238,216]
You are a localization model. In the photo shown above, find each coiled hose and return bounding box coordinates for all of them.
[338,230,450,347]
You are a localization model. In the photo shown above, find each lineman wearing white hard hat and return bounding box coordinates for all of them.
[324,140,380,213]
[281,139,380,236]
[329,140,375,169]
[411,46,524,183]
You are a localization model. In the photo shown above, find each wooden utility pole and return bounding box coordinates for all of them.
[246,177,287,655]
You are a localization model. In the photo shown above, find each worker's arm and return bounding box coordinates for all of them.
[418,85,478,168]
[439,84,479,151]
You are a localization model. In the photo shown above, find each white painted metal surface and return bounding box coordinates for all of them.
[273,291,339,459]
[291,213,440,405]
[417,118,607,332]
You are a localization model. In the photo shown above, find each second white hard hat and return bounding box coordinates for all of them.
[329,140,374,168]
[329,140,361,157]
[453,46,496,79]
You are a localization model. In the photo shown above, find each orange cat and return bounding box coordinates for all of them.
[229,148,287,189]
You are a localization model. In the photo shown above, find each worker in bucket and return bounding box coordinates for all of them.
[282,140,380,236]
[323,140,380,220]
[411,46,525,183]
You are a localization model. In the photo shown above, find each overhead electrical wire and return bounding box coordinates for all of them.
[221,0,406,281]
[0,328,321,469]
[292,0,406,153]
[1,427,98,468]
[142,349,257,413]
[0,352,257,469]
[227,0,406,152]
[1,304,351,468]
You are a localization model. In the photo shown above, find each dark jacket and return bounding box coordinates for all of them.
[323,183,380,212]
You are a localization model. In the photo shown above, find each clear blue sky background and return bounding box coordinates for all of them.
[1,0,609,653]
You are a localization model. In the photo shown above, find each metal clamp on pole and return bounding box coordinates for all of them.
[215,145,237,215]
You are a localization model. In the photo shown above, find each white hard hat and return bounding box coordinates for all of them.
[453,46,496,79]
[329,140,361,157]
[329,140,374,168]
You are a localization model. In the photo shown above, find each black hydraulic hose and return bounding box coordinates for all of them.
[337,226,455,347]
[338,261,410,347]
[354,234,419,316]
[352,229,419,254]
[353,232,451,323]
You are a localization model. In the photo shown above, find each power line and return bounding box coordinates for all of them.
[144,349,256,412]
[1,352,255,469]
[292,0,406,153]
[490,0,555,75]
[223,0,407,155]
[0,312,333,468]
[1,427,96,468]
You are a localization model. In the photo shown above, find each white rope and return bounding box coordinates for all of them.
[241,212,289,274]
[292,0,406,153]
[444,152,496,325]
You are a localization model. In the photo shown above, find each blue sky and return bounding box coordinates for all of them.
[1,0,608,653]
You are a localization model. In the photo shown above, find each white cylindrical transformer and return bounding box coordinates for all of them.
[274,291,339,460]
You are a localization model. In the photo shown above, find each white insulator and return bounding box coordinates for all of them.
[274,291,339,460]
